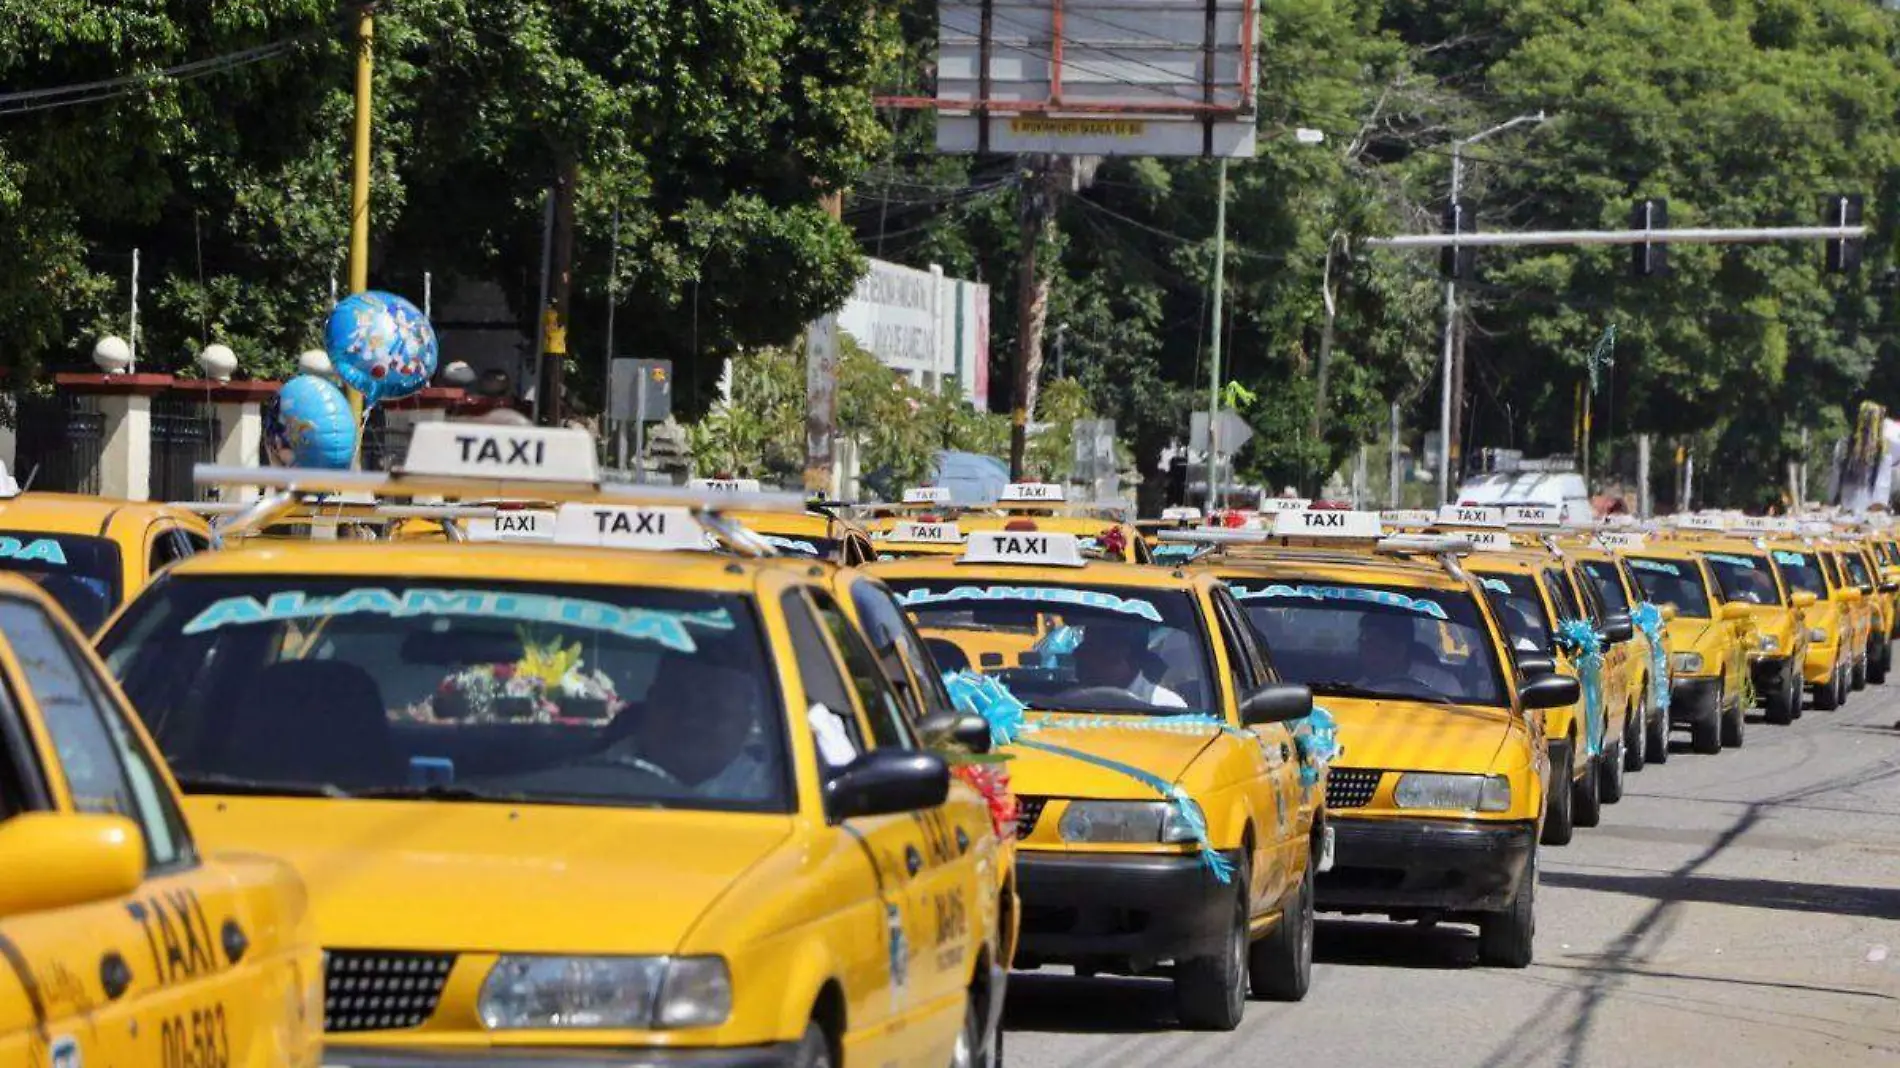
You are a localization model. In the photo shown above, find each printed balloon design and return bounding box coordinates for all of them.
[324,290,439,406]
[274,374,357,469]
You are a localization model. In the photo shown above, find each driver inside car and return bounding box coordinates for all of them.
[1071,619,1188,708]
[600,661,776,801]
[1358,611,1461,697]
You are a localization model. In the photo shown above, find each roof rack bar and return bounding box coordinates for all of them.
[213,491,300,541]
[191,463,808,513]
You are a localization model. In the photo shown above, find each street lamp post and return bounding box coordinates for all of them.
[1437,111,1546,505]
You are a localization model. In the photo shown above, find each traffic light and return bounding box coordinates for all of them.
[1440,199,1476,280]
[1825,194,1865,273]
[1631,198,1668,278]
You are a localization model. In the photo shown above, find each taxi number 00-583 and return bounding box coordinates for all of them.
[160,1003,229,1068]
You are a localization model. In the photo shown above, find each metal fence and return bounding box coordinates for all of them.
[12,393,104,495]
[149,395,221,502]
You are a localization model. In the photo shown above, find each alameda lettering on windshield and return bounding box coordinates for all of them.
[1229,583,1450,620]
[896,584,1162,621]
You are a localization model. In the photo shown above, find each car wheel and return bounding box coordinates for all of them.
[1646,703,1670,764]
[1600,739,1626,804]
[1624,699,1647,772]
[1541,743,1575,846]
[1572,753,1602,829]
[1248,857,1313,1002]
[1174,856,1249,1031]
[1870,642,1889,686]
[1813,666,1841,711]
[950,984,1000,1068]
[1478,850,1536,968]
[1851,654,1868,691]
[1691,693,1723,754]
[1764,672,1797,725]
[793,1021,833,1068]
[1720,695,1745,749]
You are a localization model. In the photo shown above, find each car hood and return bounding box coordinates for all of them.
[1002,716,1221,797]
[1318,696,1520,773]
[1665,618,1720,653]
[182,797,794,953]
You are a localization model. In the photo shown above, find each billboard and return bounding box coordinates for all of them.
[834,258,991,408]
[935,0,1258,158]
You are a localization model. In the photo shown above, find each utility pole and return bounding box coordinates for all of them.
[129,248,139,373]
[529,190,554,423]
[1388,402,1402,509]
[804,192,845,496]
[1437,111,1546,505]
[1637,433,1652,517]
[539,157,579,426]
[1207,158,1229,508]
[346,3,375,433]
[1010,155,1064,479]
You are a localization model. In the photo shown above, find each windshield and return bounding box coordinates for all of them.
[1479,573,1553,655]
[0,531,123,632]
[98,576,789,812]
[1627,557,1711,618]
[885,580,1218,716]
[1774,551,1827,596]
[1577,560,1631,615]
[752,533,841,559]
[1841,551,1873,589]
[1230,579,1508,707]
[1705,552,1782,606]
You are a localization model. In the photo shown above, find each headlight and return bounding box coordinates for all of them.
[1809,627,1828,642]
[1392,773,1511,813]
[1758,634,1780,653]
[1059,800,1170,843]
[478,956,731,1031]
[1672,651,1705,673]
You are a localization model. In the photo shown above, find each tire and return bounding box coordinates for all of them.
[1691,697,1723,754]
[1174,855,1249,1031]
[1600,740,1625,804]
[1624,698,1647,772]
[793,1021,833,1068]
[1248,858,1313,1002]
[1764,671,1797,725]
[1813,666,1841,711]
[1540,743,1575,846]
[1572,753,1602,829]
[1646,701,1669,764]
[1478,850,1536,968]
[1869,641,1889,686]
[1851,654,1868,692]
[1720,693,1745,749]
[951,984,1001,1068]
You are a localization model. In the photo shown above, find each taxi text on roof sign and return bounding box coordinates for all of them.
[999,482,1065,503]
[1381,509,1437,528]
[1270,509,1385,538]
[466,509,556,543]
[1438,504,1505,528]
[1674,513,1727,532]
[1598,531,1648,550]
[903,487,952,505]
[1504,504,1561,528]
[403,422,601,483]
[553,503,717,551]
[1465,530,1515,552]
[689,477,764,494]
[884,520,964,543]
[1733,516,1798,535]
[960,529,1087,567]
[1260,497,1312,513]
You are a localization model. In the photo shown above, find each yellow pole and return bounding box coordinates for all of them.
[346,6,375,430]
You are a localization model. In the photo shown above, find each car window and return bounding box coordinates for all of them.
[1544,568,1583,622]
[1704,552,1782,605]
[1820,552,1845,589]
[1480,572,1552,654]
[0,671,44,821]
[810,588,916,751]
[850,579,956,721]
[1578,559,1631,615]
[1841,551,1873,590]
[1570,568,1608,623]
[0,531,124,633]
[1627,557,1712,618]
[780,590,866,775]
[0,598,192,868]
[149,527,191,573]
[1774,550,1828,596]
[1209,588,1263,700]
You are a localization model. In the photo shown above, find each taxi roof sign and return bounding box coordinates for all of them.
[1437,504,1505,529]
[1271,509,1385,538]
[1381,509,1437,528]
[999,482,1066,503]
[1598,531,1647,550]
[401,422,601,484]
[960,529,1086,567]
[1674,513,1727,532]
[903,487,952,505]
[1733,516,1798,535]
[1465,530,1515,552]
[1504,504,1561,529]
[690,477,764,494]
[553,504,717,551]
[1260,497,1311,513]
[883,521,964,544]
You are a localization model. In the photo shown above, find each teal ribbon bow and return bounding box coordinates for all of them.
[1630,601,1671,714]
[1554,618,1607,757]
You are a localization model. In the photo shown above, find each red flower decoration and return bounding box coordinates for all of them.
[1098,526,1128,558]
[952,764,1017,840]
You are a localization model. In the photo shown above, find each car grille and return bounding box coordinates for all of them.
[1326,768,1384,810]
[1015,796,1049,838]
[324,950,456,1032]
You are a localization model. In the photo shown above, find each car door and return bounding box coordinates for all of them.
[0,596,314,1068]
[1208,587,1297,910]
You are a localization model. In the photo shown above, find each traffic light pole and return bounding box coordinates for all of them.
[1366,224,1866,250]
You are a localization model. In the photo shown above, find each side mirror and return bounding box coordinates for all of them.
[1239,682,1313,726]
[1792,591,1818,609]
[1721,602,1753,622]
[825,749,950,822]
[1601,612,1635,644]
[1519,673,1581,711]
[0,813,145,916]
[1659,603,1679,622]
[1881,582,1898,594]
[918,711,993,755]
[1515,654,1557,678]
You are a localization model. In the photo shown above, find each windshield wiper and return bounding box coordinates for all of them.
[351,784,529,802]
[172,773,349,798]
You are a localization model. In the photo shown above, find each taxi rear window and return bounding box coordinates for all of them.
[0,531,123,633]
[1626,557,1712,618]
[886,580,1217,716]
[1704,553,1781,606]
[98,576,790,812]
[1227,579,1508,708]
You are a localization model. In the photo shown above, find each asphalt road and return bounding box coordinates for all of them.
[1003,688,1900,1067]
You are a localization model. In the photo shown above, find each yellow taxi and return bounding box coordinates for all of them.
[871,530,1325,1029]
[1562,538,1661,770]
[0,491,215,632]
[0,573,322,1067]
[96,424,1011,1068]
[1832,534,1893,686]
[1822,537,1878,694]
[1621,542,1756,752]
[1692,524,1813,724]
[1190,511,1572,968]
[1767,534,1857,710]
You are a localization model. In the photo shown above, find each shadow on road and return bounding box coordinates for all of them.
[1314,917,1477,970]
[1001,971,1180,1035]
[1541,869,1900,921]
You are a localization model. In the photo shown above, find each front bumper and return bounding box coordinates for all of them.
[1016,849,1239,967]
[322,1046,797,1068]
[1750,655,1792,700]
[1316,817,1535,915]
[1805,642,1839,685]
[1669,676,1720,728]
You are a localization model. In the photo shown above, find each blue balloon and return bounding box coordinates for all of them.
[324,290,439,407]
[274,374,357,469]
